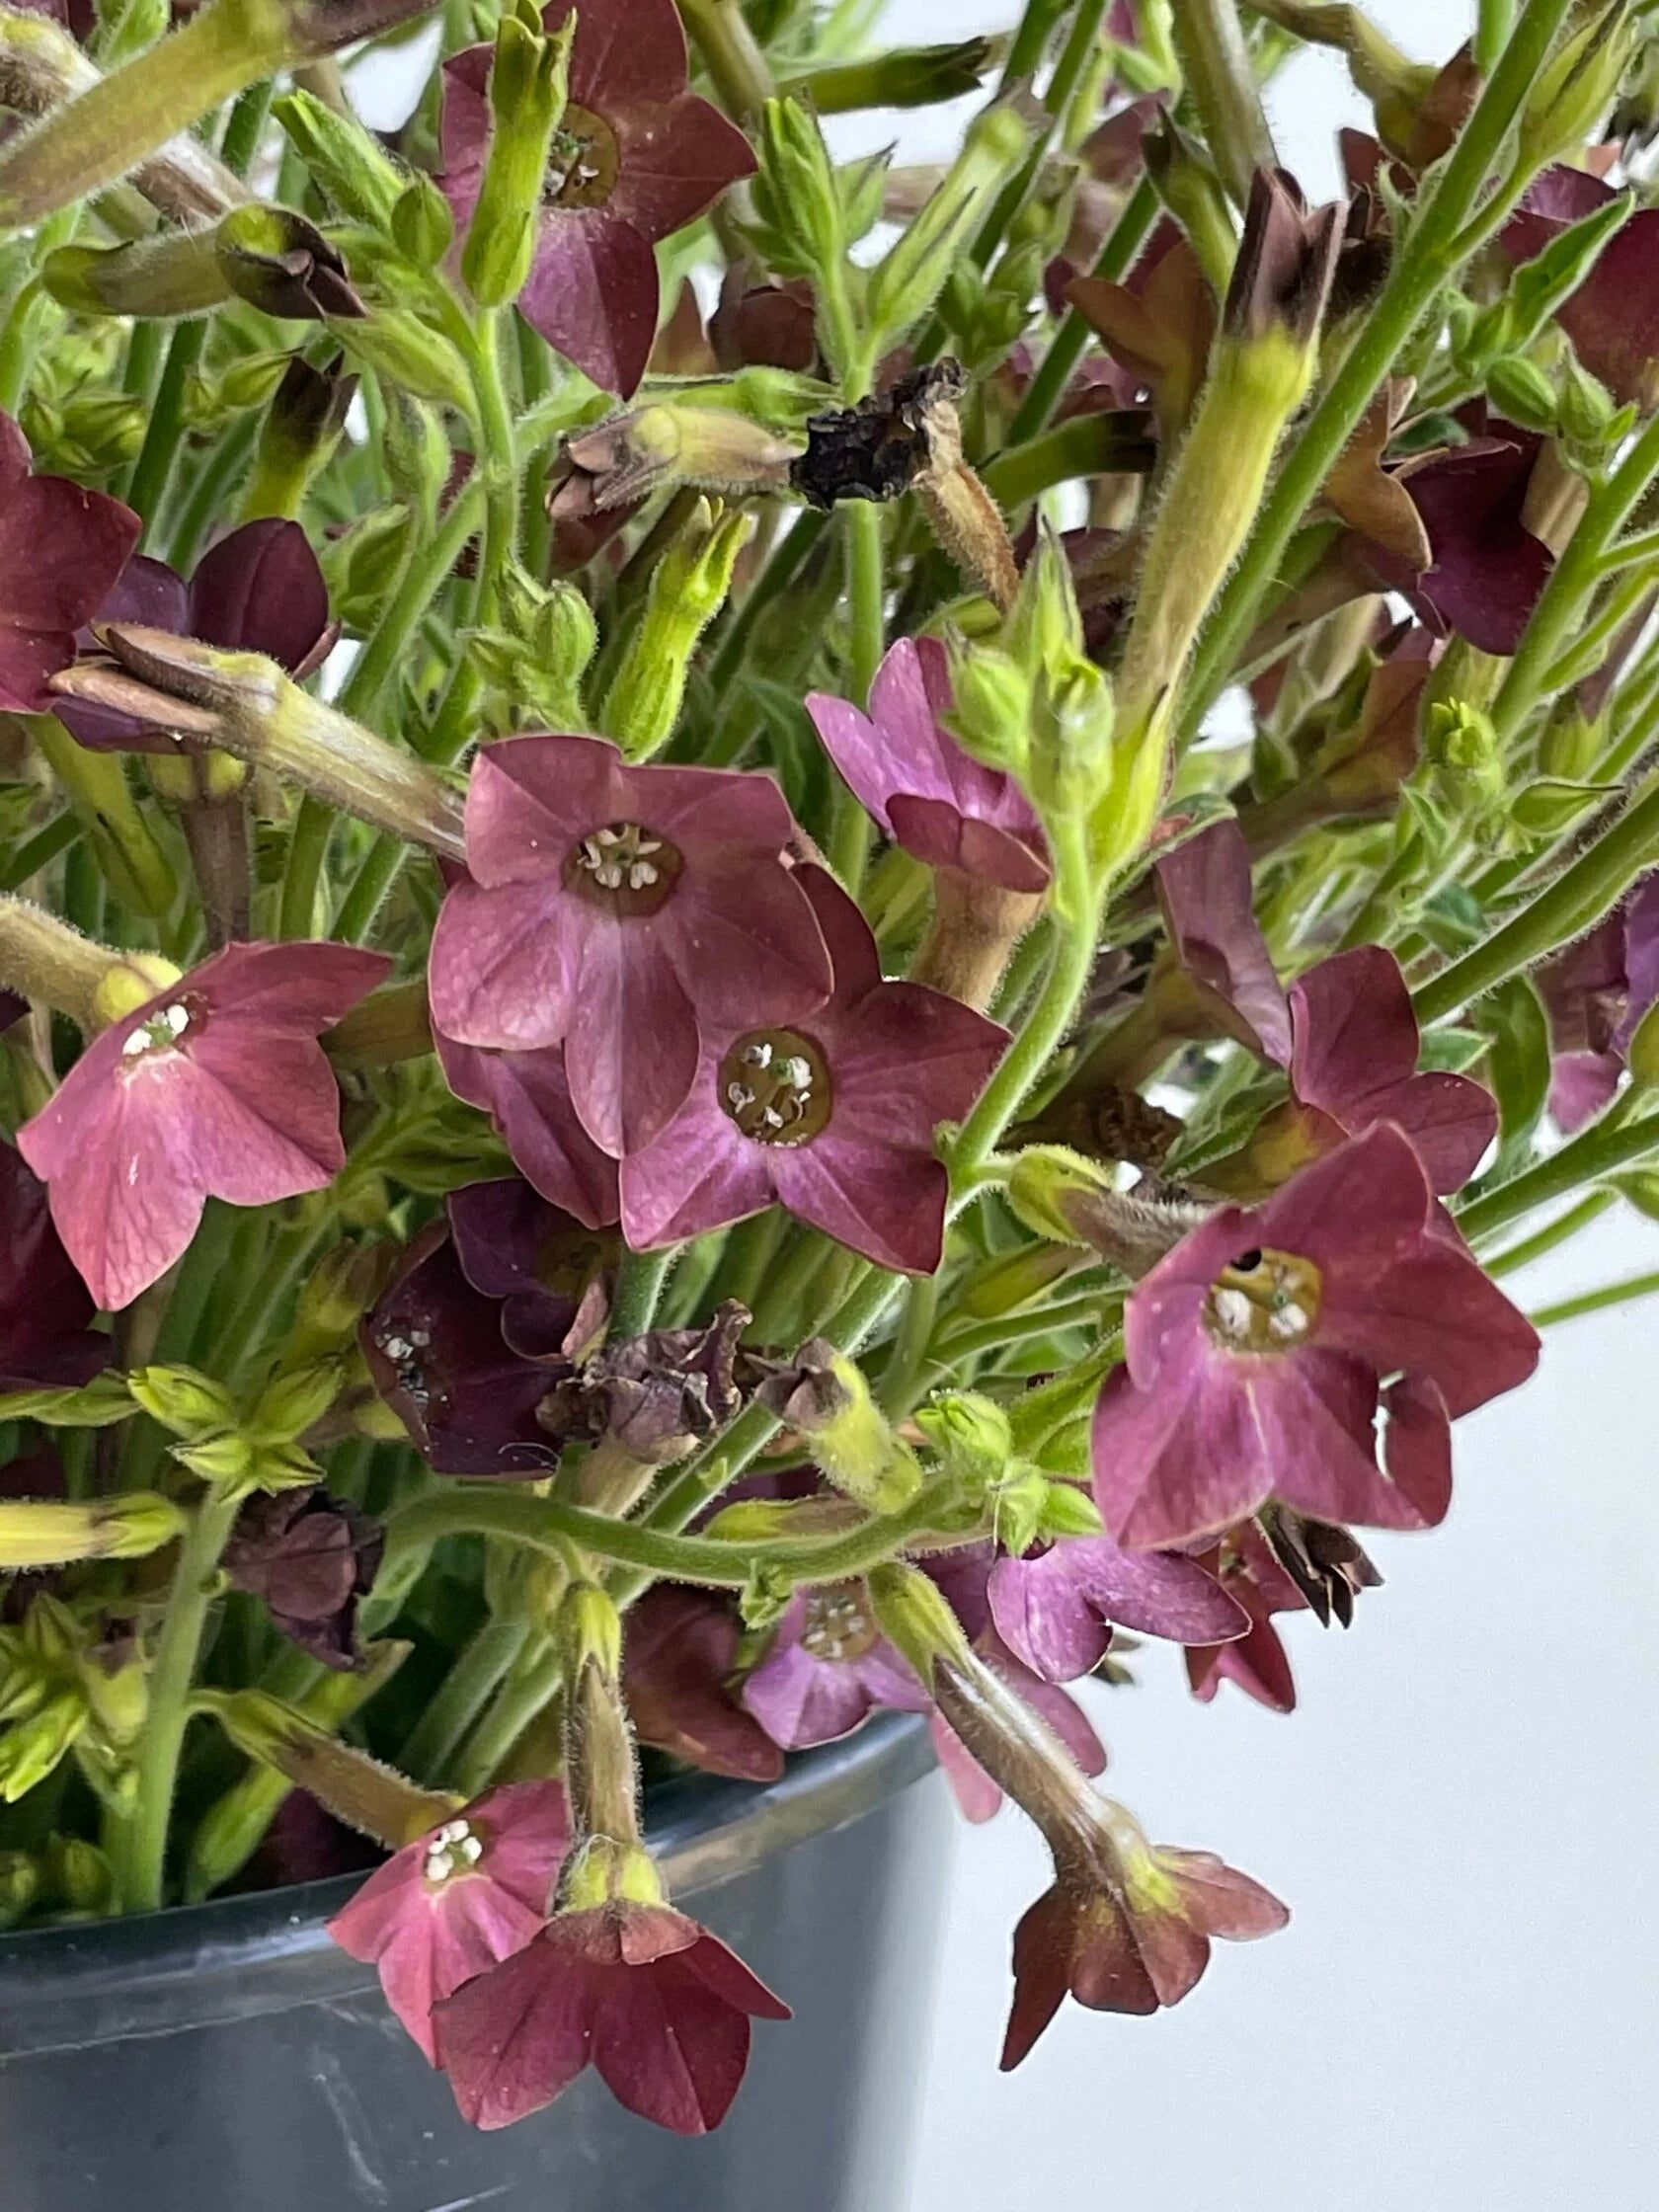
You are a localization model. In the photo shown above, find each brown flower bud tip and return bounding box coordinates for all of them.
[557,406,800,516]
[789,360,967,509]
[1224,167,1346,351]
[1257,1505,1382,1627]
[218,206,366,322]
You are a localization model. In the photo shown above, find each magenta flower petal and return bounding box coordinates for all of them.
[1154,820,1292,1063]
[518,211,661,400]
[988,1534,1249,1683]
[740,1585,931,1750]
[806,637,1050,894]
[1092,1126,1538,1549]
[1289,945,1497,1192]
[558,0,691,110]
[0,1139,109,1390]
[0,408,139,712]
[1549,1050,1621,1132]
[446,1177,612,1360]
[619,868,1005,1268]
[329,1781,571,2064]
[1382,1372,1454,1528]
[189,517,332,673]
[435,1901,789,2133]
[1185,1544,1302,1713]
[17,942,386,1311]
[222,1486,382,1670]
[607,92,756,241]
[623,1585,786,1783]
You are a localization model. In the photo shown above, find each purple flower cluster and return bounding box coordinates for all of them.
[426,733,1009,1275]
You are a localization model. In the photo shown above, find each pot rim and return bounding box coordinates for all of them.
[0,1712,932,2060]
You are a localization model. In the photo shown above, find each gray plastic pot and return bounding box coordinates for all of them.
[0,1713,944,2212]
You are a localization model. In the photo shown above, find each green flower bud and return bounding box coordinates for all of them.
[274,87,406,229]
[866,99,1030,351]
[1519,1,1637,170]
[0,1492,185,1569]
[1486,355,1559,435]
[777,38,996,116]
[462,2,572,308]
[751,97,846,284]
[555,1580,624,1681]
[249,1360,342,1445]
[867,1558,975,1688]
[1540,696,1605,780]
[913,1390,1013,1492]
[0,1852,39,1930]
[1559,356,1619,445]
[390,171,456,270]
[47,1835,114,1914]
[0,1691,85,1802]
[1626,997,1659,1089]
[172,1432,256,1488]
[600,497,753,759]
[945,640,1033,780]
[756,1342,923,1515]
[127,1365,239,1438]
[331,306,474,414]
[1036,1478,1105,1540]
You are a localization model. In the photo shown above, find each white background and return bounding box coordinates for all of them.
[849,6,1659,2207]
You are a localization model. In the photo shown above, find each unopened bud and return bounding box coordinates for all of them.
[557,402,799,514]
[208,1687,451,1847]
[274,86,406,229]
[1008,1146,1206,1277]
[1519,1,1636,169]
[866,100,1030,349]
[462,1,572,307]
[913,1390,1012,1491]
[390,171,456,270]
[600,498,753,759]
[754,1342,923,1514]
[0,1492,185,1569]
[1486,356,1558,435]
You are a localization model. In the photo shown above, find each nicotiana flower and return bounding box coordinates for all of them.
[55,518,332,754]
[1366,426,1553,656]
[1152,818,1293,1064]
[1001,1802,1289,2065]
[1185,1516,1381,1714]
[805,635,1050,894]
[362,1221,570,1477]
[0,407,138,714]
[623,1585,785,1783]
[620,867,1007,1273]
[1090,1126,1540,1550]
[18,942,388,1311]
[445,1175,614,1360]
[930,1630,1107,1827]
[1208,944,1498,1198]
[1501,164,1659,410]
[988,1530,1249,1685]
[428,734,833,1157]
[440,0,755,398]
[1536,875,1659,1130]
[1066,218,1217,439]
[434,1896,791,2133]
[0,1140,110,1392]
[222,1487,384,1671]
[740,1581,934,1751]
[328,1780,572,2064]
[435,1033,621,1230]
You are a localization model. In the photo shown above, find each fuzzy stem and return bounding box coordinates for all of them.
[1180,0,1578,731]
[1413,772,1659,1025]
[1458,1106,1659,1243]
[1170,0,1276,208]
[607,1246,675,1341]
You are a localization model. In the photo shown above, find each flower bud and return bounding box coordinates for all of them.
[1144,116,1236,298]
[779,38,995,116]
[1540,696,1604,781]
[0,1853,39,1930]
[390,171,456,271]
[1559,356,1619,445]
[208,1686,452,1847]
[866,99,1031,350]
[0,894,178,1032]
[1519,1,1636,169]
[332,305,474,414]
[463,0,572,308]
[914,1390,1013,1492]
[52,626,467,860]
[248,1361,342,1445]
[48,1834,113,1914]
[274,86,406,230]
[753,1342,924,1514]
[1486,356,1559,435]
[0,1692,84,1801]
[1007,1146,1207,1278]
[945,640,1033,780]
[751,97,846,285]
[555,1580,625,1683]
[557,402,800,514]
[244,352,358,521]
[0,1492,185,1569]
[599,497,753,759]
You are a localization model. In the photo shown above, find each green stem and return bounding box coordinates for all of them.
[399,1616,530,1786]
[1484,1189,1617,1276]
[516,313,555,580]
[1181,0,1577,733]
[983,412,1154,508]
[1169,0,1276,208]
[166,410,260,571]
[1413,772,1659,1025]
[608,1245,675,1340]
[124,319,209,537]
[118,1488,240,1911]
[455,1637,560,1796]
[217,76,274,178]
[877,1272,940,1417]
[1475,0,1517,72]
[1457,1106,1659,1243]
[0,814,78,894]
[1007,176,1159,443]
[464,309,519,623]
[972,0,1114,267]
[677,0,774,118]
[1531,1266,1659,1328]
[829,501,886,886]
[932,1288,1119,1366]
[385,1474,962,1594]
[1490,411,1659,745]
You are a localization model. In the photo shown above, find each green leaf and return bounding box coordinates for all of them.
[1474,976,1552,1178]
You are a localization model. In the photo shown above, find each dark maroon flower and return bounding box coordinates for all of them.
[435,1034,622,1230]
[0,408,138,713]
[1066,220,1218,438]
[445,1176,613,1359]
[222,1486,383,1670]
[328,1780,572,2063]
[1001,1805,1288,2067]
[1184,1534,1304,1713]
[621,867,1007,1273]
[709,268,818,372]
[435,1899,790,2133]
[1209,944,1498,1197]
[1537,876,1659,1130]
[1502,165,1659,409]
[1090,1126,1540,1549]
[1152,818,1293,1064]
[0,1139,109,1392]
[440,0,755,397]
[741,1582,931,1750]
[428,735,833,1157]
[806,636,1050,894]
[622,1585,785,1783]
[55,518,332,754]
[360,1222,565,1478]
[988,1532,1248,1685]
[1368,428,1554,655]
[17,942,388,1312]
